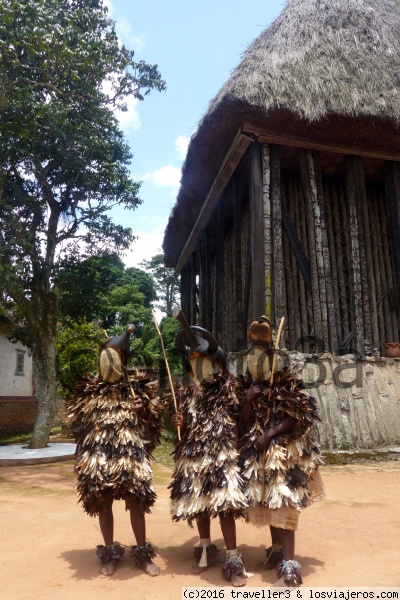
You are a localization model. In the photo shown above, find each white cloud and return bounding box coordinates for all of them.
[122,226,165,267]
[117,19,146,51]
[175,135,190,161]
[141,165,181,190]
[116,96,141,133]
[102,78,141,133]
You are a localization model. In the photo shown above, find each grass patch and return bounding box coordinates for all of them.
[0,426,62,446]
[153,437,175,469]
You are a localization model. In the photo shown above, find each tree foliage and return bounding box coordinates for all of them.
[0,0,165,447]
[140,253,180,314]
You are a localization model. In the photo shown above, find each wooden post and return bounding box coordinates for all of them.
[271,144,285,328]
[299,150,326,348]
[345,157,364,354]
[233,173,244,350]
[323,181,342,350]
[216,202,225,343]
[262,144,273,321]
[250,142,266,320]
[314,152,338,352]
[198,236,206,328]
[385,161,400,337]
[354,158,379,352]
[204,227,212,332]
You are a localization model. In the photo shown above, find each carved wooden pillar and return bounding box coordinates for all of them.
[262,144,273,321]
[233,173,244,350]
[385,161,400,337]
[249,142,266,321]
[300,150,327,350]
[313,151,338,352]
[345,157,364,354]
[271,144,285,328]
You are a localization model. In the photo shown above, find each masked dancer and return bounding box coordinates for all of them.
[239,316,325,586]
[68,324,164,577]
[169,306,248,587]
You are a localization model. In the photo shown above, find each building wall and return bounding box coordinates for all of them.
[0,322,37,436]
[229,350,400,450]
[0,323,34,396]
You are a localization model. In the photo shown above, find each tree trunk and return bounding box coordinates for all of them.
[28,293,61,449]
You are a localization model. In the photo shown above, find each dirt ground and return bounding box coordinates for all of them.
[1,460,399,600]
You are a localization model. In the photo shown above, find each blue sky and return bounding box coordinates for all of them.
[104,0,285,266]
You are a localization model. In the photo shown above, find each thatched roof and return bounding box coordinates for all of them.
[164,0,400,268]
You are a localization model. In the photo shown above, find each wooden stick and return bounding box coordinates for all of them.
[151,309,181,441]
[261,316,286,503]
[124,367,137,400]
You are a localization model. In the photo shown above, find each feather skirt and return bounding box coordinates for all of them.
[169,377,248,524]
[68,375,164,516]
[238,368,324,512]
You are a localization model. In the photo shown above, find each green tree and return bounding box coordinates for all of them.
[140,254,180,314]
[56,319,105,400]
[0,0,165,448]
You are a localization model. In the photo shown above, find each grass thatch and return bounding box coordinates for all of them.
[164,0,400,268]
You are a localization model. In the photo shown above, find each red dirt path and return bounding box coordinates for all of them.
[1,461,399,600]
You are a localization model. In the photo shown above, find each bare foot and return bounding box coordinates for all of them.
[141,560,160,577]
[191,564,207,574]
[231,572,247,587]
[99,561,116,576]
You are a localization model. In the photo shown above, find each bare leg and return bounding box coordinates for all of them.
[192,514,212,574]
[98,493,116,576]
[196,514,211,539]
[219,512,236,550]
[277,529,295,561]
[125,496,160,577]
[257,525,283,570]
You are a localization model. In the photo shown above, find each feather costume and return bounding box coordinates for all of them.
[69,374,164,516]
[237,367,324,514]
[169,376,248,525]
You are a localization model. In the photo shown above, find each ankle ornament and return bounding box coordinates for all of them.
[264,543,283,569]
[222,551,245,582]
[96,542,125,565]
[277,559,303,586]
[129,542,157,566]
[193,543,218,568]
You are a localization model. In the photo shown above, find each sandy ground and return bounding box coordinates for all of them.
[1,460,399,600]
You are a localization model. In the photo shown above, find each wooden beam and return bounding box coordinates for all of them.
[243,123,400,163]
[176,130,252,272]
[250,142,266,320]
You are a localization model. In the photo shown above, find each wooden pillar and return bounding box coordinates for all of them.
[385,161,400,337]
[250,142,266,320]
[180,265,188,318]
[233,173,244,350]
[262,144,273,321]
[198,236,206,328]
[204,228,212,332]
[314,152,338,352]
[300,150,327,349]
[271,144,285,328]
[354,157,379,352]
[189,253,197,325]
[215,202,224,342]
[345,157,364,354]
